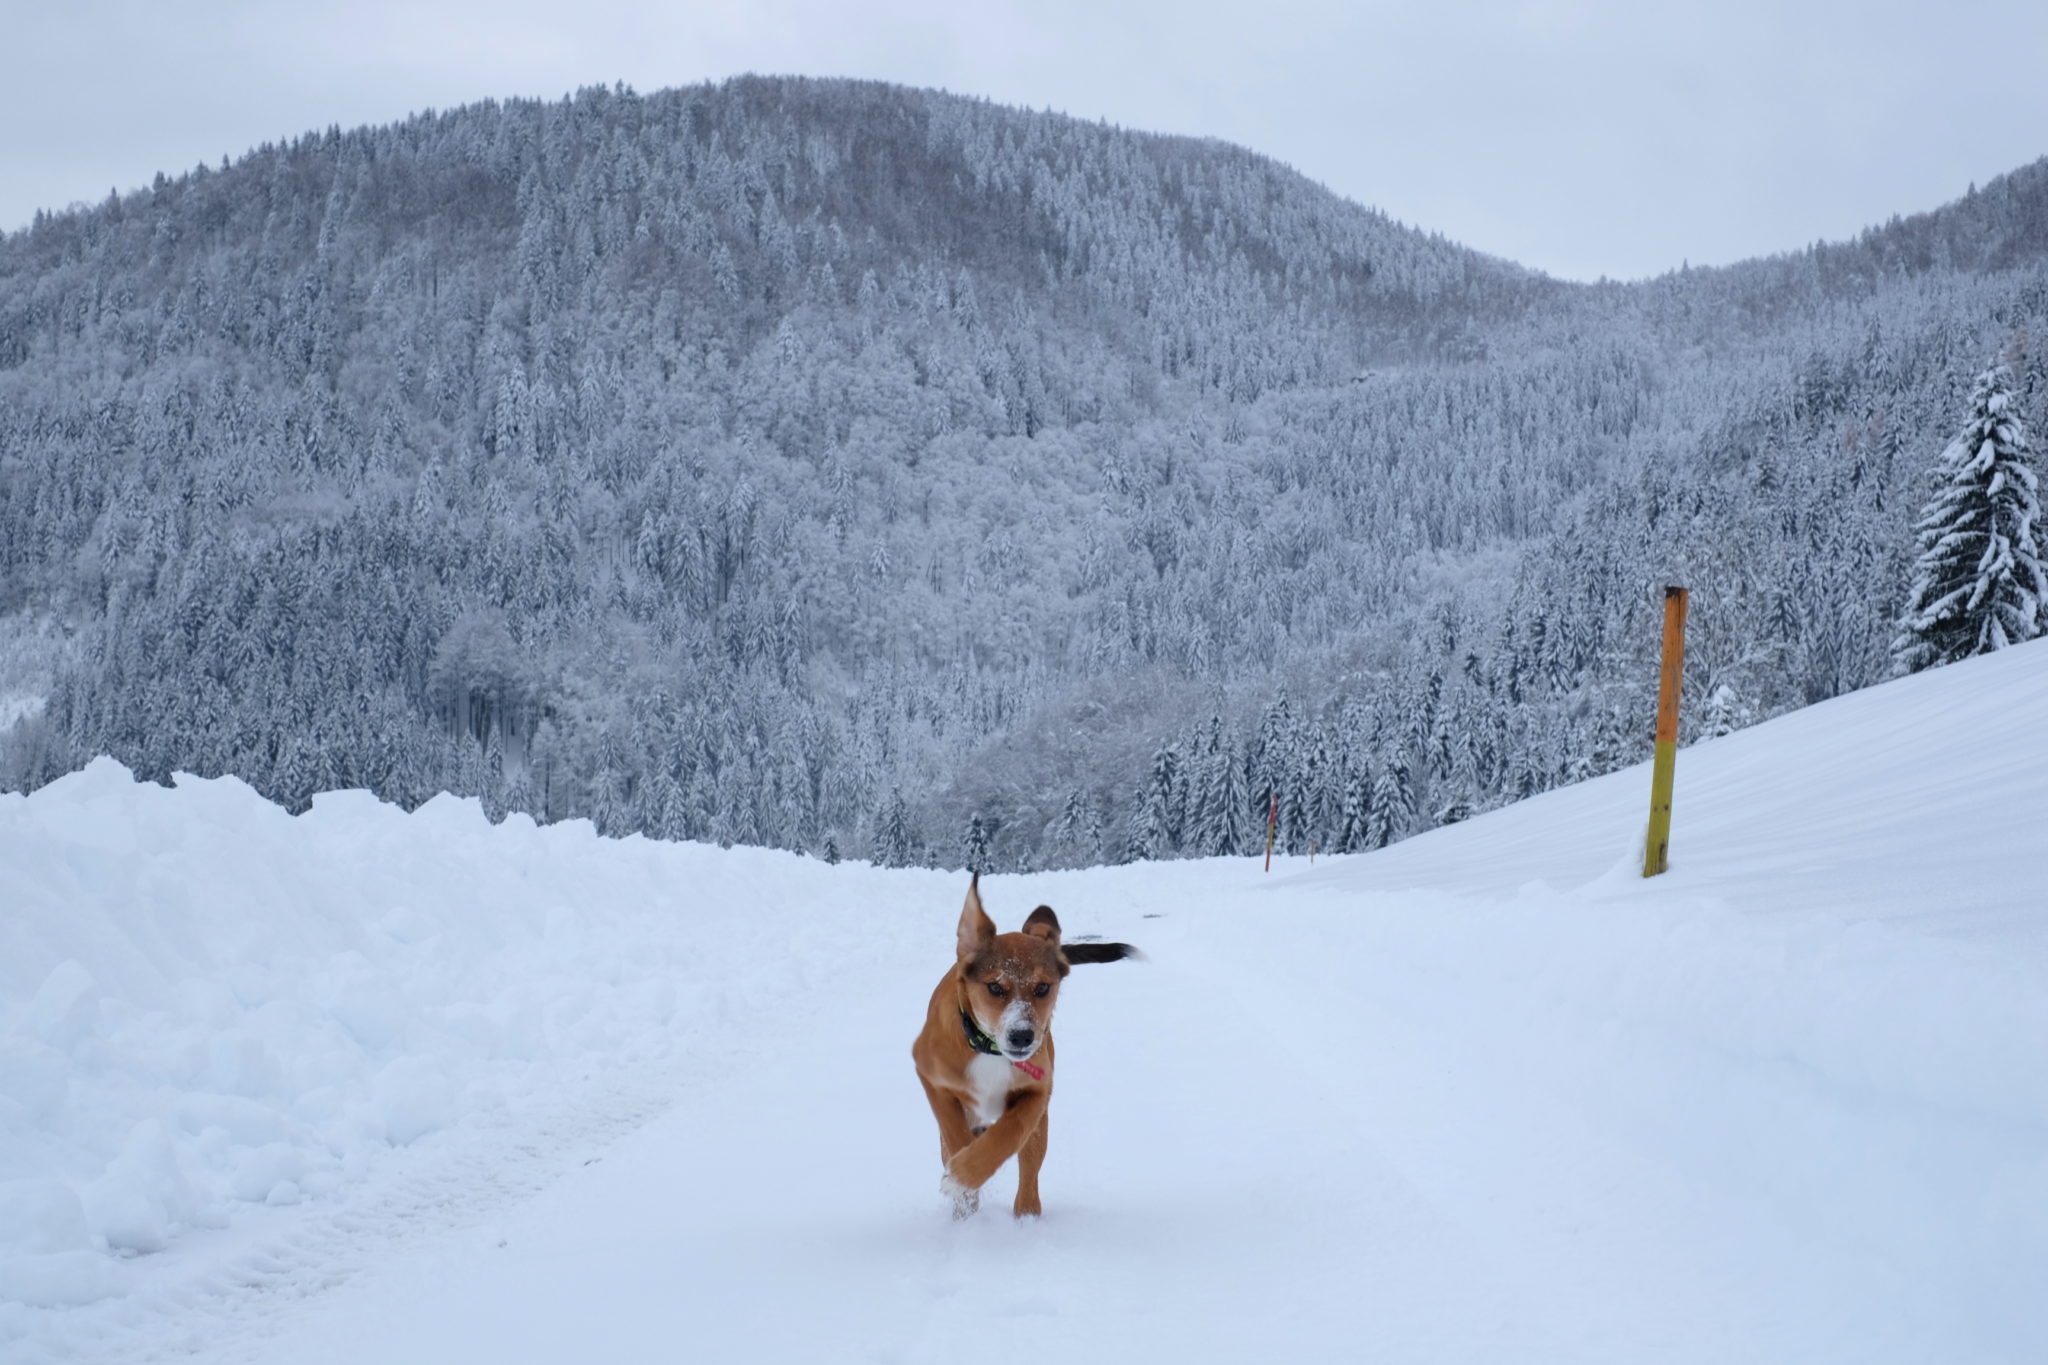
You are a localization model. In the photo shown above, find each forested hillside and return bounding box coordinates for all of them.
[4,76,2046,867]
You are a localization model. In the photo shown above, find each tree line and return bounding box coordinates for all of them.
[4,77,2047,868]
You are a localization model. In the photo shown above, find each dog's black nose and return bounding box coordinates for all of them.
[1007,1029,1034,1049]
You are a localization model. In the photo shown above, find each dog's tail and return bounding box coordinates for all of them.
[1062,942,1144,965]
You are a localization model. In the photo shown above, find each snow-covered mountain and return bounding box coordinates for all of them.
[4,76,2048,868]
[4,634,2042,1363]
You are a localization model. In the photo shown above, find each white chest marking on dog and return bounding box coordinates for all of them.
[965,1052,1012,1131]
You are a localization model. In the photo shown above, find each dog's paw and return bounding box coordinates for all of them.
[940,1172,980,1219]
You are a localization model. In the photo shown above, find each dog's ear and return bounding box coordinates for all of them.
[957,873,996,963]
[1021,905,1061,946]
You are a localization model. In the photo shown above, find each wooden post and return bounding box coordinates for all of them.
[1643,586,1689,877]
[1263,793,1278,871]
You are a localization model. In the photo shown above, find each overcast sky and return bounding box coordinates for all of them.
[5,0,2045,282]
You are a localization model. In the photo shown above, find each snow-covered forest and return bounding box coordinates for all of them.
[3,75,2047,867]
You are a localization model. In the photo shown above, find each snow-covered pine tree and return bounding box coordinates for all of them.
[1337,771,1369,853]
[963,812,991,874]
[876,788,912,868]
[1118,786,1153,865]
[1212,735,1250,857]
[656,767,691,841]
[1187,724,1245,855]
[1366,759,1413,850]
[1135,747,1177,858]
[1049,788,1087,868]
[1081,798,1105,866]
[1702,683,1753,739]
[1250,692,1295,827]
[1892,360,2046,672]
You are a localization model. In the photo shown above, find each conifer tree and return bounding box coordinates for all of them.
[1187,724,1245,855]
[1081,798,1105,866]
[1049,787,1107,869]
[876,788,912,868]
[1118,787,1153,865]
[1136,747,1177,858]
[963,812,991,874]
[1337,772,1369,853]
[1366,759,1413,850]
[651,768,688,841]
[1893,360,2046,672]
[1702,683,1751,739]
[1213,739,1250,856]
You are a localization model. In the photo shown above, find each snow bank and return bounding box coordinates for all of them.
[0,759,867,1317]
[1301,636,2048,1137]
[1270,640,2048,1358]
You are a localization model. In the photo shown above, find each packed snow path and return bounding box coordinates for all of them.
[5,643,2045,1363]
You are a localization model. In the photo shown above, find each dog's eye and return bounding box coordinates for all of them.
[1032,983,1051,998]
[987,982,1007,997]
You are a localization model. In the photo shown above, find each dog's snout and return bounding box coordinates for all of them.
[1007,1028,1034,1048]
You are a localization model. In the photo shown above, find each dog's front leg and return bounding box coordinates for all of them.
[918,1075,981,1218]
[937,1170,979,1219]
[945,1089,1050,1202]
[917,1074,976,1165]
[1012,1110,1048,1218]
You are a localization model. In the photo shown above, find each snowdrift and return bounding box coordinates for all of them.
[0,765,938,1319]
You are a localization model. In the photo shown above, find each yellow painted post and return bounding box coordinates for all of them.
[1643,586,1689,877]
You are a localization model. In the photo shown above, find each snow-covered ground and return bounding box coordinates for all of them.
[4,642,2045,1364]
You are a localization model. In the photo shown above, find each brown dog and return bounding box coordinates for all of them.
[911,874,1138,1218]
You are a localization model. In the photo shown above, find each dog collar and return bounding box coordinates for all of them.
[959,1009,1046,1081]
[960,1009,1003,1057]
